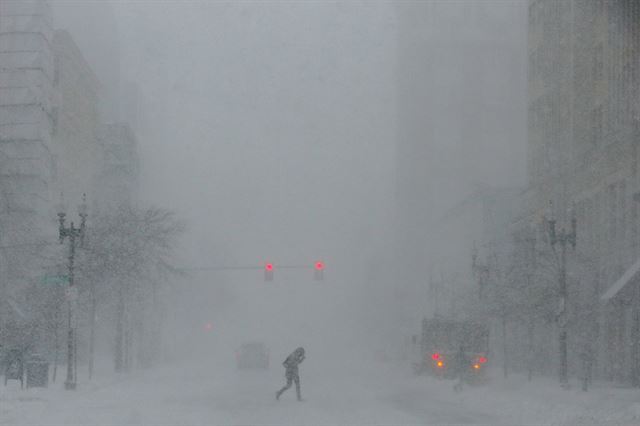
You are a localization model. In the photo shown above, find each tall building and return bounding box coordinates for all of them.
[0,0,55,217]
[51,29,102,207]
[98,123,140,211]
[0,0,142,356]
[0,0,56,257]
[432,185,523,314]
[525,0,640,384]
[49,3,140,211]
[395,2,527,327]
[0,0,56,347]
[51,1,121,123]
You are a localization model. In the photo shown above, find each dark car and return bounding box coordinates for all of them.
[236,342,269,369]
[3,348,25,388]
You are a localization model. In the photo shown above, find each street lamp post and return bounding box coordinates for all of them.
[545,201,576,388]
[471,243,490,301]
[472,243,511,378]
[58,194,87,390]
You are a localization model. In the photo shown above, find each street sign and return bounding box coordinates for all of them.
[41,275,69,285]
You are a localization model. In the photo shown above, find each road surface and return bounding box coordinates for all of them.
[1,358,639,425]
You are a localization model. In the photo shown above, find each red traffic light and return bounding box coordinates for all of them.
[264,262,274,281]
[315,261,324,270]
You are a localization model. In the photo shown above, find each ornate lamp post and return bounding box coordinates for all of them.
[58,194,87,390]
[545,200,576,388]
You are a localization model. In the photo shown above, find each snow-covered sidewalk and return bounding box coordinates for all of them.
[399,368,640,425]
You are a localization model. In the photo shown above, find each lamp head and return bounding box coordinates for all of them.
[78,193,88,217]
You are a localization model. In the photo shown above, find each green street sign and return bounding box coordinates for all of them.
[41,275,69,285]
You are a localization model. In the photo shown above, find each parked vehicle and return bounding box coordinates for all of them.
[413,317,489,383]
[3,348,25,388]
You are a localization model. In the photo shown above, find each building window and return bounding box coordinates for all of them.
[51,154,58,182]
[609,184,617,244]
[598,0,606,16]
[592,105,603,147]
[593,44,604,82]
[619,180,627,252]
[54,56,60,87]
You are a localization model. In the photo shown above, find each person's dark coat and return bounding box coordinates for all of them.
[283,347,305,377]
[276,347,305,400]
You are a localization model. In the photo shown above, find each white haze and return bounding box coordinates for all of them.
[52,0,400,364]
[0,5,540,425]
[50,0,525,365]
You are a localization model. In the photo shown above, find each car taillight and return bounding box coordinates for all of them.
[478,356,487,364]
[432,352,441,361]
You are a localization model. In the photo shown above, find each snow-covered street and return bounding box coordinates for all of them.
[2,360,639,425]
[3,2,640,425]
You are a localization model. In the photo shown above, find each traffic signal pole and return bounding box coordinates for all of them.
[545,201,576,389]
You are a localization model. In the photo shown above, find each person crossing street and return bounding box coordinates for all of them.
[276,347,305,401]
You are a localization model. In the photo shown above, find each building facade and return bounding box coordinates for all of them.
[0,0,57,348]
[525,0,640,384]
[395,1,527,329]
[0,0,56,276]
[98,123,140,211]
[0,0,55,225]
[51,29,102,207]
[0,0,141,355]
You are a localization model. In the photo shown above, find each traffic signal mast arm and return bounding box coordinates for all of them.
[179,261,325,281]
[182,263,324,271]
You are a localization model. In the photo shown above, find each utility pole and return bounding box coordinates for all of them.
[545,200,577,389]
[57,194,87,390]
[115,282,125,373]
[526,224,538,382]
[471,242,490,301]
[88,281,97,380]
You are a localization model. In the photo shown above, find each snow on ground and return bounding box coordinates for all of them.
[1,359,639,425]
[399,369,640,426]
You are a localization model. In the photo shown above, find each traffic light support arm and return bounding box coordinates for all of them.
[183,264,318,271]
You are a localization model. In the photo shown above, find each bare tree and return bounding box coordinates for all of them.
[78,205,184,374]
